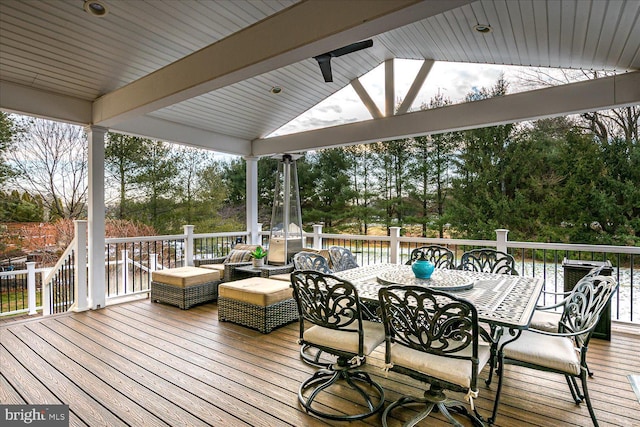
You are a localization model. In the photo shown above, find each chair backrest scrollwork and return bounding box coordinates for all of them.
[290,270,365,354]
[293,251,332,273]
[378,285,479,357]
[406,245,455,269]
[560,274,618,346]
[328,246,359,272]
[458,248,518,275]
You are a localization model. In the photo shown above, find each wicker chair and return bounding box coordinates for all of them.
[457,248,518,275]
[406,245,455,269]
[290,270,385,421]
[378,285,491,426]
[194,244,260,281]
[328,246,359,272]
[489,274,619,426]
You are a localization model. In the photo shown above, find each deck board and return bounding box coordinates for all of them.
[1,299,639,427]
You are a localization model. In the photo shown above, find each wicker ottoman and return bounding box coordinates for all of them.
[151,266,221,309]
[218,277,298,333]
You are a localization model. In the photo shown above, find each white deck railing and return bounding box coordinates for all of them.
[3,222,638,324]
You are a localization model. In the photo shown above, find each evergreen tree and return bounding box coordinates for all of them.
[105,133,151,219]
[133,141,178,233]
[304,148,354,229]
[0,112,18,185]
[447,77,515,238]
[345,145,378,234]
[407,94,456,237]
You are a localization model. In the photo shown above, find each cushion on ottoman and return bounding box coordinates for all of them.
[219,277,292,306]
[152,266,220,288]
[218,277,298,333]
[199,263,225,273]
[151,266,221,309]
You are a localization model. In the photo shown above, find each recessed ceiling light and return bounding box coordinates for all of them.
[474,24,492,34]
[270,86,282,94]
[84,0,109,17]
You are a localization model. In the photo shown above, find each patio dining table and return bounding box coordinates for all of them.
[332,264,545,330]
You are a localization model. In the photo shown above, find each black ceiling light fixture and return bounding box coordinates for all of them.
[313,39,373,82]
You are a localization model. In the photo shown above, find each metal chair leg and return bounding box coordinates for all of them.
[581,373,600,427]
[298,358,384,421]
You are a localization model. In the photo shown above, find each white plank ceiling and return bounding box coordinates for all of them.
[1,0,639,155]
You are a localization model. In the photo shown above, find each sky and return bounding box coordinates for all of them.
[269,59,531,138]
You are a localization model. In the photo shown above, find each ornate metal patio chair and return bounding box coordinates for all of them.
[292,251,335,367]
[406,245,455,269]
[529,264,610,378]
[457,248,518,275]
[378,285,491,427]
[328,246,359,272]
[530,264,610,334]
[293,251,332,273]
[290,270,385,421]
[489,274,619,427]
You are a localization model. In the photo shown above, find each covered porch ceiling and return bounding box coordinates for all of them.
[1,0,639,157]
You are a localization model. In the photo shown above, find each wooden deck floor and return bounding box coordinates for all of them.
[1,299,639,427]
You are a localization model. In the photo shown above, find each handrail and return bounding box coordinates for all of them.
[42,237,76,315]
[42,238,76,285]
[105,234,187,244]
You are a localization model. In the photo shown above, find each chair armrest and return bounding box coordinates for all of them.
[194,256,227,266]
[224,262,253,281]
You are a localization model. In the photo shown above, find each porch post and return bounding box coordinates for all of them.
[245,156,259,245]
[74,220,89,312]
[86,125,108,309]
[389,226,401,264]
[495,229,509,253]
[312,224,323,249]
[184,225,194,266]
[26,262,37,315]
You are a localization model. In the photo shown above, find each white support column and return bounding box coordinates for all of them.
[495,229,509,253]
[245,156,260,245]
[385,59,394,117]
[86,125,107,310]
[74,220,89,312]
[26,262,37,315]
[184,225,194,266]
[389,226,401,264]
[312,224,323,250]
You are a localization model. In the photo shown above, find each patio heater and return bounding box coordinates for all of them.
[268,154,303,265]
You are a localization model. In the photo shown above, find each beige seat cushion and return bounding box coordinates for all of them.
[151,266,221,288]
[199,263,225,272]
[390,341,491,389]
[303,321,385,356]
[219,277,293,306]
[502,330,581,375]
[529,310,561,332]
